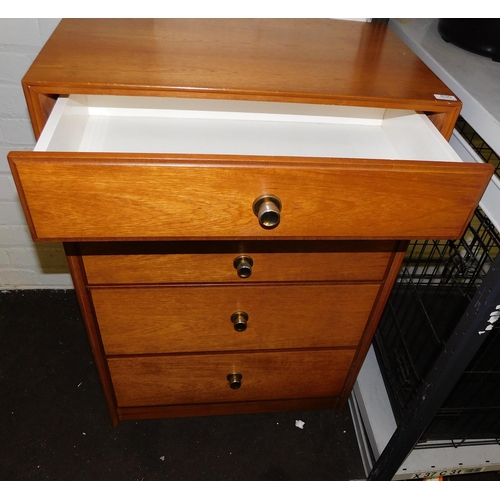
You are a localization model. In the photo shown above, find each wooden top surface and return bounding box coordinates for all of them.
[24,19,458,109]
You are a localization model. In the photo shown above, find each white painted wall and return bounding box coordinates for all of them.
[0,18,72,289]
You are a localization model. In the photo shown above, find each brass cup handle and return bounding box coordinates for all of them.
[227,372,243,390]
[253,194,282,229]
[231,311,249,332]
[233,255,253,279]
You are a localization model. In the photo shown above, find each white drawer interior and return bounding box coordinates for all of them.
[35,94,462,162]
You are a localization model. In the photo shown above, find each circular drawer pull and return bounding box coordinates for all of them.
[231,311,249,332]
[227,372,243,390]
[233,255,253,278]
[252,194,282,229]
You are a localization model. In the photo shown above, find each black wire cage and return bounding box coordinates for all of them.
[374,120,500,444]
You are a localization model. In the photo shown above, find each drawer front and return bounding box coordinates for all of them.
[81,241,395,284]
[9,152,492,241]
[91,284,381,354]
[108,349,355,407]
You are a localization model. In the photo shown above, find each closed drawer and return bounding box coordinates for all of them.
[8,95,493,241]
[91,284,381,354]
[81,241,396,284]
[107,349,355,407]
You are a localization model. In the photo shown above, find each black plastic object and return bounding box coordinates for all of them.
[438,19,500,62]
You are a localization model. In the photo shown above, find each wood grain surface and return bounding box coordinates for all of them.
[9,153,492,241]
[107,349,355,407]
[24,20,457,105]
[91,284,381,354]
[81,240,395,284]
[20,20,462,139]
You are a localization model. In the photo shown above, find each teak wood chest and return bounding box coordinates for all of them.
[8,19,493,426]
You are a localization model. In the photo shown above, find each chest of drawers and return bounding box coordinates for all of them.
[8,19,493,425]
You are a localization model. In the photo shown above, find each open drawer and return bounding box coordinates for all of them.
[8,95,493,241]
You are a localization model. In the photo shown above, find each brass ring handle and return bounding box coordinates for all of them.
[231,311,249,332]
[227,372,243,390]
[233,255,253,278]
[252,194,282,229]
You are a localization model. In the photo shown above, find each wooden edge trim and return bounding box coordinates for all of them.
[12,150,489,172]
[63,243,120,426]
[22,85,46,139]
[336,240,409,410]
[21,84,462,114]
[7,153,39,241]
[427,107,461,140]
[457,166,496,238]
[117,397,338,421]
[22,85,59,139]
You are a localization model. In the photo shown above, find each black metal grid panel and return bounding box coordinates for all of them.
[374,208,500,437]
[368,253,500,479]
[423,323,500,441]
